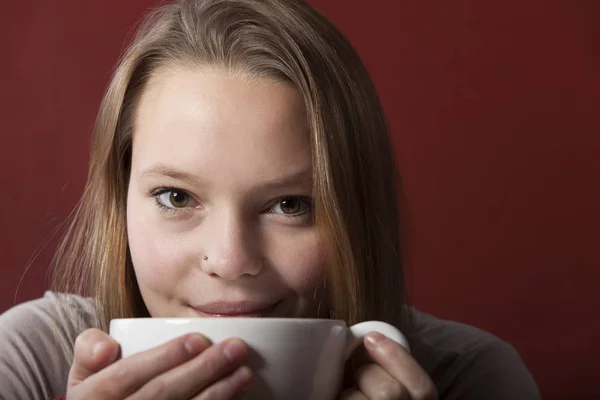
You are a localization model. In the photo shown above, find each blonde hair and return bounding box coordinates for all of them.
[51,0,411,333]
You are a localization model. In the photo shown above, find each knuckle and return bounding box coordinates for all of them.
[85,379,122,398]
[106,361,135,392]
[138,379,170,400]
[196,350,224,373]
[171,333,209,356]
[164,341,190,361]
[152,337,196,365]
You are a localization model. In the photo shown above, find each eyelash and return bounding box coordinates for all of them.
[151,187,190,216]
[269,196,313,218]
[149,187,313,218]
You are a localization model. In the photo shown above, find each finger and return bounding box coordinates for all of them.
[364,333,437,400]
[128,338,249,400]
[192,365,253,400]
[338,388,368,400]
[80,333,211,398]
[355,363,410,399]
[68,328,120,388]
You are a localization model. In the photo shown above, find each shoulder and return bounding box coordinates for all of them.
[1,291,95,326]
[0,291,97,399]
[0,291,97,347]
[409,309,541,400]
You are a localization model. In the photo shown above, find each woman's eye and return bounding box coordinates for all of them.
[157,190,192,208]
[271,196,312,216]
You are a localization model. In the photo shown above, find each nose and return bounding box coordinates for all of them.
[199,210,263,280]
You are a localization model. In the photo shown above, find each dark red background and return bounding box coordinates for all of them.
[1,1,599,398]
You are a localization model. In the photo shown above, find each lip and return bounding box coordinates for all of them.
[189,301,281,318]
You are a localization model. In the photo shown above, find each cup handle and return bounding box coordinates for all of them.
[344,321,410,360]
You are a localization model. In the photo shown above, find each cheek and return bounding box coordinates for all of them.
[127,202,189,291]
[269,232,326,296]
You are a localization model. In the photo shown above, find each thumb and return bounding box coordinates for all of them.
[68,328,120,388]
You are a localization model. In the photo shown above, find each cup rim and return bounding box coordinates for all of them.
[110,317,348,325]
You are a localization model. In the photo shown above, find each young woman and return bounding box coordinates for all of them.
[0,0,539,399]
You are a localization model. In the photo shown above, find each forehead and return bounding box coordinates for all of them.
[130,66,312,186]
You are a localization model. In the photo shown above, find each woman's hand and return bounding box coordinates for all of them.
[66,328,252,399]
[340,332,437,400]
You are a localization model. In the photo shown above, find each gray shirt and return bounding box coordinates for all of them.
[0,292,540,399]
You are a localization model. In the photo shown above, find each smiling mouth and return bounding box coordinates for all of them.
[189,301,281,318]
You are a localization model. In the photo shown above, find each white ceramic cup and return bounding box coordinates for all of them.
[110,318,409,400]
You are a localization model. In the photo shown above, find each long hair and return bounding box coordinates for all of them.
[51,0,411,334]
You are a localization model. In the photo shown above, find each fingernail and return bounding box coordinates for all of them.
[365,332,386,347]
[184,334,208,355]
[91,340,107,356]
[232,366,252,390]
[223,339,246,362]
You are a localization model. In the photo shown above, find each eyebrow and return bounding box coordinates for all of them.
[139,164,204,184]
[138,164,313,189]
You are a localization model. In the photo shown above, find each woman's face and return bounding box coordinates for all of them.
[126,66,327,319]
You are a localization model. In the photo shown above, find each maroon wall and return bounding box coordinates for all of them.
[1,1,598,398]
